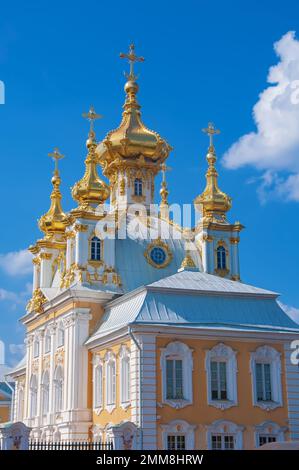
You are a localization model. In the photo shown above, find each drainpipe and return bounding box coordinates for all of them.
[5,380,15,422]
[128,326,143,450]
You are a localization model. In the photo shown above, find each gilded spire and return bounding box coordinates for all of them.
[97,44,171,180]
[194,122,231,220]
[72,106,110,209]
[38,148,70,237]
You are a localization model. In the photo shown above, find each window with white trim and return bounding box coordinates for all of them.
[216,245,226,270]
[119,346,130,407]
[44,332,51,354]
[90,236,101,261]
[57,324,64,348]
[161,420,196,450]
[205,343,238,409]
[41,370,50,415]
[94,362,103,409]
[105,352,116,412]
[207,420,244,450]
[33,338,39,358]
[134,178,143,196]
[254,420,286,448]
[160,342,193,408]
[29,374,38,418]
[54,365,64,412]
[250,346,282,410]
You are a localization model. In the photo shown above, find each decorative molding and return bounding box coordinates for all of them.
[160,341,193,409]
[144,238,173,269]
[250,345,283,411]
[206,419,244,450]
[205,343,238,410]
[161,420,196,450]
[254,420,287,448]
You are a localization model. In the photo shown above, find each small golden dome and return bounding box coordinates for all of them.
[72,107,110,208]
[38,149,70,236]
[194,123,232,220]
[97,45,171,179]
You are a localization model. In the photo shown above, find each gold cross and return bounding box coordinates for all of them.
[48,148,64,173]
[202,122,220,147]
[82,105,103,131]
[161,163,171,183]
[120,44,144,80]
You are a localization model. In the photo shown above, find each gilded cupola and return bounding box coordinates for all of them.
[97,44,172,181]
[194,123,232,221]
[38,148,70,237]
[71,106,110,211]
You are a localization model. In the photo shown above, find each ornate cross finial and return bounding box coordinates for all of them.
[202,122,220,147]
[120,44,144,80]
[82,105,103,132]
[48,148,64,173]
[161,163,171,183]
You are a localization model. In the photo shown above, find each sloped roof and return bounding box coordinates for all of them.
[86,271,299,344]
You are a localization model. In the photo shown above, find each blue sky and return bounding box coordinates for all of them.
[1,0,299,366]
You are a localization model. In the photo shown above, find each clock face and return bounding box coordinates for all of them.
[149,246,167,266]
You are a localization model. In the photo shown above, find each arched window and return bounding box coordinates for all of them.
[57,324,64,348]
[120,346,130,406]
[94,362,103,409]
[216,245,226,270]
[54,366,64,412]
[41,370,50,415]
[160,341,193,408]
[18,385,24,421]
[91,236,101,261]
[134,178,143,196]
[44,332,51,353]
[29,374,38,418]
[105,352,116,412]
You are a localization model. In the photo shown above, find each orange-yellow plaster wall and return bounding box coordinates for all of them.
[156,337,289,450]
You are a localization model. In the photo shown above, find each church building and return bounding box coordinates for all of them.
[9,45,299,450]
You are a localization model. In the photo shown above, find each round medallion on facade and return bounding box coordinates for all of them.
[144,239,173,269]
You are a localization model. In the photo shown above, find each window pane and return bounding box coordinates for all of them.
[167,435,176,450]
[177,435,186,450]
[166,360,174,399]
[256,363,264,401]
[211,362,219,399]
[175,360,183,399]
[211,435,222,450]
[224,435,234,450]
[264,364,272,401]
[220,362,227,400]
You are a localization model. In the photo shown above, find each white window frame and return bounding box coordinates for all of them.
[105,351,116,413]
[93,355,103,413]
[161,420,196,450]
[33,338,39,358]
[254,421,287,448]
[29,374,38,418]
[54,365,64,413]
[44,332,51,354]
[250,345,283,410]
[160,341,193,409]
[57,324,65,348]
[119,345,131,409]
[205,343,238,410]
[206,420,244,450]
[41,370,50,415]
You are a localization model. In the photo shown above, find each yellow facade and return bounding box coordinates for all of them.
[156,337,288,449]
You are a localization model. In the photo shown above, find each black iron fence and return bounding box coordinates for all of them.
[29,440,113,450]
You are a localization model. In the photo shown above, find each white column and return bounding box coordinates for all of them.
[40,252,53,288]
[23,335,33,423]
[48,324,56,419]
[36,330,45,424]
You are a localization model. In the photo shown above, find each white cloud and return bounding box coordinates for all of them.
[0,249,32,276]
[279,301,299,324]
[0,288,19,302]
[223,31,299,202]
[9,343,25,356]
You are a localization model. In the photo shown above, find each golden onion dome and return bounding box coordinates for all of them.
[194,123,232,219]
[72,107,110,208]
[97,45,172,178]
[38,149,70,236]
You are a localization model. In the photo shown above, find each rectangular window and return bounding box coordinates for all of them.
[211,361,227,400]
[167,435,186,450]
[256,363,272,401]
[211,434,234,450]
[166,359,183,399]
[259,435,276,446]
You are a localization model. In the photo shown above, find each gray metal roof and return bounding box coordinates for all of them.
[86,271,299,344]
